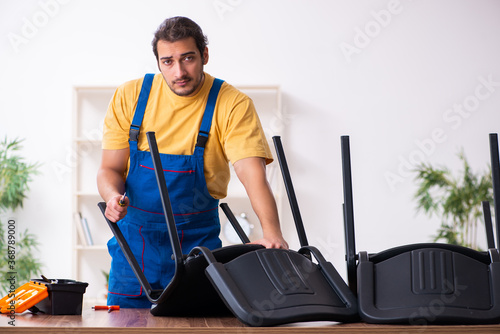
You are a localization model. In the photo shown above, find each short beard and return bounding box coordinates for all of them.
[166,71,204,97]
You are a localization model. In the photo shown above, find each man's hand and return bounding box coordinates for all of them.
[251,234,289,249]
[105,193,129,223]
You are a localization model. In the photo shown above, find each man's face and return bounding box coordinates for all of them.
[157,37,208,97]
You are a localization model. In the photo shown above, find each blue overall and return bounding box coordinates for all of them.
[107,74,224,308]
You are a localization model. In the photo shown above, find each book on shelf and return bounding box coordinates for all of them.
[74,212,86,246]
[75,212,93,246]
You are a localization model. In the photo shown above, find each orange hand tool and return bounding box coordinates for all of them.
[0,281,48,314]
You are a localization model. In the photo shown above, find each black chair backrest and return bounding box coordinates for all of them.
[200,135,359,326]
[340,134,500,325]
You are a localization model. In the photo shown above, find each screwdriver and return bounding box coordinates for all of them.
[118,192,127,207]
[93,305,120,313]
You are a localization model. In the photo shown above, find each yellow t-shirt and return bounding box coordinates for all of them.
[102,72,273,199]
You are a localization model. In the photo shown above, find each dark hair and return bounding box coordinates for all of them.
[152,16,208,61]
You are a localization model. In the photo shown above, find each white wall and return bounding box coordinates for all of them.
[1,0,499,285]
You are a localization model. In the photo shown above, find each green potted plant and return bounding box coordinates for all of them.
[414,149,493,250]
[0,137,43,294]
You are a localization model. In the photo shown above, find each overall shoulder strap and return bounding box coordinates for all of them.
[195,78,224,148]
[129,73,155,144]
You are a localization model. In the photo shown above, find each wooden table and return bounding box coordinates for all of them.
[1,308,500,334]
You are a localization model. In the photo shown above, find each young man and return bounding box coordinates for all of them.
[97,16,288,308]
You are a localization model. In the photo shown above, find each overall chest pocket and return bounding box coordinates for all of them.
[136,161,197,215]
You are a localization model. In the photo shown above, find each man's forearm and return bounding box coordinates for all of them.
[97,148,130,222]
[234,157,288,248]
[246,179,281,237]
[97,168,125,203]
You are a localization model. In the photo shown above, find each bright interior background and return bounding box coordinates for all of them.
[1,0,499,298]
